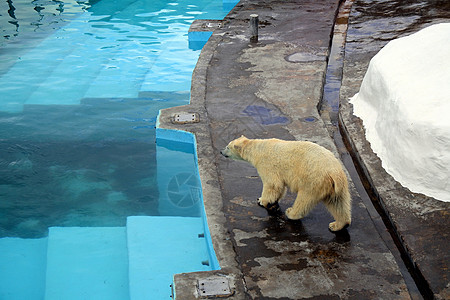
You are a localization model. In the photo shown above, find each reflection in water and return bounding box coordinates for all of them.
[1,0,89,44]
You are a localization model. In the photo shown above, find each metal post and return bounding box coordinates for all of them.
[250,14,259,43]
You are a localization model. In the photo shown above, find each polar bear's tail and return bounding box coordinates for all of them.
[325,173,352,231]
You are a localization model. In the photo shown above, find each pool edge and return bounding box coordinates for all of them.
[156,9,247,299]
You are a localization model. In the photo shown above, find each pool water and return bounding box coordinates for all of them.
[0,0,237,298]
[1,0,224,110]
[0,0,231,237]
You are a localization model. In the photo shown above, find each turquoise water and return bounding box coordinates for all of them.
[1,0,226,110]
[0,0,233,238]
[0,0,237,298]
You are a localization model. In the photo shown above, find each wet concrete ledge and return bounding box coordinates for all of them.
[158,19,248,298]
[338,1,450,299]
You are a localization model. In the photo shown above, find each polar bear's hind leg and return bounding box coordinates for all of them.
[324,188,352,232]
[285,191,319,220]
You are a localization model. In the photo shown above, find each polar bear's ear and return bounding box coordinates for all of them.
[240,135,247,139]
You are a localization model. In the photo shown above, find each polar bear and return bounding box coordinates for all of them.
[221,136,351,232]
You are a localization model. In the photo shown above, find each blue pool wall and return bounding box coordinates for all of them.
[156,126,220,271]
[188,31,214,50]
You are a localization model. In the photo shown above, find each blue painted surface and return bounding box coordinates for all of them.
[189,31,214,50]
[0,0,234,298]
[45,227,129,300]
[0,238,47,299]
[156,129,220,273]
[0,215,218,299]
[127,216,212,299]
[243,105,290,125]
[157,139,203,217]
[156,127,197,145]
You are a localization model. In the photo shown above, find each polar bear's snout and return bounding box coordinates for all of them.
[221,145,234,158]
[221,137,249,161]
[220,149,228,157]
[220,146,229,157]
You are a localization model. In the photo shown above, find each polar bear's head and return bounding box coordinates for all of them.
[220,135,249,161]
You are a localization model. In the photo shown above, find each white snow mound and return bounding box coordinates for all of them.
[350,23,450,202]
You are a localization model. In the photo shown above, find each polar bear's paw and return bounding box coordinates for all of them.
[258,198,267,208]
[257,197,268,207]
[328,221,349,232]
[285,207,303,220]
[258,199,281,216]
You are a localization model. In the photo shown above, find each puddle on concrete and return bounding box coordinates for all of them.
[242,105,289,125]
[300,116,318,123]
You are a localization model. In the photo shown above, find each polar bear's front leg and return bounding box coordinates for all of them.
[257,182,286,208]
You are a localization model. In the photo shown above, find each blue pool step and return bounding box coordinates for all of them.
[127,216,211,299]
[0,216,215,300]
[0,237,48,299]
[45,227,129,300]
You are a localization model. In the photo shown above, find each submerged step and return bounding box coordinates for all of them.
[0,237,48,299]
[140,39,200,93]
[45,227,129,300]
[127,216,212,300]
[188,19,218,50]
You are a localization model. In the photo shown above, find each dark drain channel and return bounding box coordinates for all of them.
[319,0,426,299]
